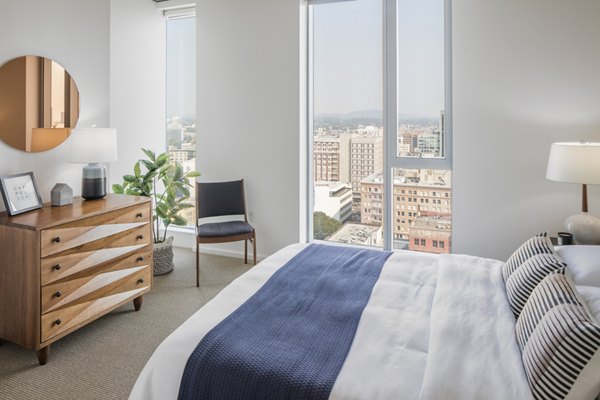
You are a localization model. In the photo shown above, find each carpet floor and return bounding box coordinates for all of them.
[0,248,252,400]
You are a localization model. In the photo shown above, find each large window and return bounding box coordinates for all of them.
[166,12,196,226]
[309,0,452,253]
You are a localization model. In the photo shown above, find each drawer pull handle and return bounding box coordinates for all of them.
[136,212,143,218]
[52,237,61,243]
[52,264,62,271]
[53,319,62,326]
[136,256,144,262]
[137,278,145,285]
[53,291,62,298]
[136,235,144,240]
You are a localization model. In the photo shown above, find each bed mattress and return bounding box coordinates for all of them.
[130,243,533,400]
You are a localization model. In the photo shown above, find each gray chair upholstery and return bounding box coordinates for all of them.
[195,180,256,287]
[197,221,254,237]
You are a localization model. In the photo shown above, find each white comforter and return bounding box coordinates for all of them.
[130,243,533,400]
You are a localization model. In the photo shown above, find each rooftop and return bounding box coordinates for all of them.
[360,170,451,188]
[328,222,382,245]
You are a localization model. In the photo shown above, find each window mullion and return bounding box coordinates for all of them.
[383,0,397,251]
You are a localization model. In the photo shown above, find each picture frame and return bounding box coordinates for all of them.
[0,172,43,216]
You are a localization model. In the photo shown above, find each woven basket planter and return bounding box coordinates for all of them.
[153,236,174,276]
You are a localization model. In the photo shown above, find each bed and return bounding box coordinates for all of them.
[130,242,536,400]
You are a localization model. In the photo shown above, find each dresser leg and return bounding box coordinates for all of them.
[37,346,50,365]
[133,295,144,312]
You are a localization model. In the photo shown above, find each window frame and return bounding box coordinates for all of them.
[165,8,197,230]
[307,0,452,251]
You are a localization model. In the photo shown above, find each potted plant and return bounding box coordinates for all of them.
[113,149,200,275]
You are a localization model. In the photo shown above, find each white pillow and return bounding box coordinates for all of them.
[577,285,600,324]
[556,245,600,287]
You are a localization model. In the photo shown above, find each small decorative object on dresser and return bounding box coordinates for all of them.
[0,194,152,365]
[51,183,74,207]
[0,172,43,216]
[113,149,200,276]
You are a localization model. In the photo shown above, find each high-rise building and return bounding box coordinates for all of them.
[313,133,350,183]
[350,132,383,211]
[417,132,442,157]
[359,169,451,253]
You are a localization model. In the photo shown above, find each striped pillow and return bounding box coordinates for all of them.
[502,233,554,283]
[505,253,567,318]
[516,272,600,400]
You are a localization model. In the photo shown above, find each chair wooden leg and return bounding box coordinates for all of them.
[196,240,200,287]
[244,240,248,264]
[253,234,257,266]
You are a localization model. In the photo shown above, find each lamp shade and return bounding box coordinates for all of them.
[70,128,118,163]
[546,142,600,184]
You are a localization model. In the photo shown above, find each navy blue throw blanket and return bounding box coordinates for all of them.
[178,244,392,400]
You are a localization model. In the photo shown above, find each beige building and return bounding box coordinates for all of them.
[360,169,451,248]
[313,133,350,183]
[350,132,383,211]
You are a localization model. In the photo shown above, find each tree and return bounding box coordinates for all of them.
[313,212,342,240]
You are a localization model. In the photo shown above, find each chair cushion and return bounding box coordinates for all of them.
[198,221,254,238]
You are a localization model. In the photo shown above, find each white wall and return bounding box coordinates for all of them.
[452,0,600,260]
[195,0,304,257]
[195,0,600,261]
[0,0,110,206]
[109,0,167,188]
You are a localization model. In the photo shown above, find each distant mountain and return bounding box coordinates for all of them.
[314,110,439,129]
[315,110,382,120]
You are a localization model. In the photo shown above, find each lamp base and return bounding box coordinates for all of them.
[565,212,600,245]
[82,163,107,200]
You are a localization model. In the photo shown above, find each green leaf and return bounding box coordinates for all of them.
[179,186,190,198]
[134,162,141,178]
[141,159,156,172]
[173,165,184,182]
[141,148,156,161]
[172,215,187,226]
[185,171,201,178]
[177,202,195,209]
[156,207,167,219]
[123,175,137,183]
[156,153,169,165]
[112,184,124,194]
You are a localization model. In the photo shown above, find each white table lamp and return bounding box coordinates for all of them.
[70,128,118,200]
[546,142,600,244]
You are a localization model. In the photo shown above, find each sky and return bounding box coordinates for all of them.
[167,17,196,120]
[166,0,445,120]
[313,0,445,117]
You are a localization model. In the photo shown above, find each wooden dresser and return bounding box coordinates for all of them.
[0,194,153,364]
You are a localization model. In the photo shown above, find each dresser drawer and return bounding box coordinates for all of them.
[41,222,151,258]
[41,245,151,286]
[41,266,151,342]
[41,259,152,314]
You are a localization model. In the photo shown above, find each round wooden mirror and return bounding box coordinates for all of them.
[0,56,80,152]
